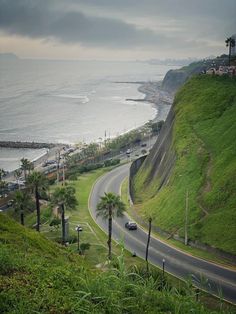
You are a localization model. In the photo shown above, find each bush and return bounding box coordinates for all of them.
[49,217,61,230]
[80,242,91,255]
[104,159,120,167]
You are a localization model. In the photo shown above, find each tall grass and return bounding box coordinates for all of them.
[1,213,233,313]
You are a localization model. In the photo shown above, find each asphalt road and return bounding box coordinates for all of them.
[89,163,236,304]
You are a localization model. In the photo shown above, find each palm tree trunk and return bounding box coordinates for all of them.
[229,43,231,66]
[107,207,112,260]
[24,169,27,181]
[20,207,24,226]
[35,185,40,232]
[61,203,66,245]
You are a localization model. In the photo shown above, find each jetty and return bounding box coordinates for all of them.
[0,141,64,149]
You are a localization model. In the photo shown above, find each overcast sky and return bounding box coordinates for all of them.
[0,0,235,60]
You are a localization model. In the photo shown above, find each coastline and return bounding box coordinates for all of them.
[0,79,174,174]
[129,80,174,124]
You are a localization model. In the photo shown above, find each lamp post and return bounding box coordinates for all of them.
[162,258,166,276]
[75,225,83,253]
[185,189,189,246]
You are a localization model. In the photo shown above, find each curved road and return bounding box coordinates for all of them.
[89,163,236,304]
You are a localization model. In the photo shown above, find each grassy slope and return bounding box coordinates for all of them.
[133,75,236,254]
[1,214,227,314]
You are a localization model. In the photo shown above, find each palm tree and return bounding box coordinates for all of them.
[12,190,32,225]
[0,180,7,198]
[225,37,236,66]
[14,169,23,189]
[27,171,48,232]
[96,192,126,260]
[28,161,34,175]
[0,168,6,180]
[0,168,7,197]
[51,185,78,244]
[20,158,31,180]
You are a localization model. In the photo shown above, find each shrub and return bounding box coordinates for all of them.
[80,242,91,255]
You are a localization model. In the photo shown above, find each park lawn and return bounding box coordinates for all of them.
[36,168,145,268]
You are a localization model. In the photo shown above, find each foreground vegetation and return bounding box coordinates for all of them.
[1,213,235,313]
[133,75,236,255]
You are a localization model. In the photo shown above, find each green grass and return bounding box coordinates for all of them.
[34,168,146,267]
[121,177,130,208]
[1,166,236,312]
[1,213,235,313]
[133,75,236,255]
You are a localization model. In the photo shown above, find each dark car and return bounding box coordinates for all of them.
[125,221,137,230]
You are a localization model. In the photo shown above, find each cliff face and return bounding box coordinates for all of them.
[132,75,236,255]
[161,61,206,94]
[135,106,175,197]
[161,69,189,94]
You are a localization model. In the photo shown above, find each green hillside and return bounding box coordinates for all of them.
[1,213,228,313]
[133,75,236,255]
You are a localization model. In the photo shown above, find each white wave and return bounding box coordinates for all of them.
[53,94,89,103]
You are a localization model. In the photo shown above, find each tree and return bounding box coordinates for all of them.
[12,190,32,225]
[28,161,34,175]
[51,185,78,244]
[0,168,7,198]
[27,171,48,232]
[225,37,235,66]
[20,158,31,180]
[0,180,7,198]
[96,192,126,260]
[0,168,6,181]
[14,169,23,189]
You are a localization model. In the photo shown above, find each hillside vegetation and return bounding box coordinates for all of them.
[133,75,236,255]
[1,213,229,313]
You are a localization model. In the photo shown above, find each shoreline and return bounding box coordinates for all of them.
[0,79,174,173]
[132,80,173,124]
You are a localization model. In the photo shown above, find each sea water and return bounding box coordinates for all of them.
[0,59,178,171]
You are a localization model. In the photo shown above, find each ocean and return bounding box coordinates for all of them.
[0,59,177,171]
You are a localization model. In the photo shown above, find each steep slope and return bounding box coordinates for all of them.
[132,75,236,255]
[1,214,222,313]
[161,55,229,95]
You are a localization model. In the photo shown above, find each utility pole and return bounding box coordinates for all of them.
[104,130,107,148]
[145,217,152,273]
[185,189,189,245]
[61,202,65,245]
[62,156,65,185]
[56,150,60,185]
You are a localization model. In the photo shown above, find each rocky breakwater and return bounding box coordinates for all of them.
[0,141,63,149]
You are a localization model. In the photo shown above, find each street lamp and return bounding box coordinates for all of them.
[162,258,166,276]
[75,225,83,253]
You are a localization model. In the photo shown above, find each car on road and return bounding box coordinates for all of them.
[43,160,57,167]
[125,221,137,230]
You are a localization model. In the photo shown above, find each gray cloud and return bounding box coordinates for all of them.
[0,0,235,55]
[0,0,169,48]
[70,0,236,20]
